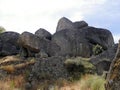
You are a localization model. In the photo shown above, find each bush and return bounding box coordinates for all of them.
[64,57,96,79]
[93,44,104,55]
[0,26,5,33]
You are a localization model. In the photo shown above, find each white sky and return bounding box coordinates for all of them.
[0,0,106,33]
[0,0,120,42]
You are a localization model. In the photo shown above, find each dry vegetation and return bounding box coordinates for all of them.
[36,74,105,90]
[0,56,105,90]
[0,74,105,90]
[0,75,25,90]
[0,56,35,73]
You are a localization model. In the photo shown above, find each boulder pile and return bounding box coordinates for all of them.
[0,17,117,84]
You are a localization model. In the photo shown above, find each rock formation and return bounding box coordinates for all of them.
[90,44,118,75]
[18,32,60,57]
[0,17,117,90]
[35,28,52,40]
[0,32,20,56]
[52,17,114,57]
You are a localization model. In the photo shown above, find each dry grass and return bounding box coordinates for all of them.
[0,56,105,90]
[37,74,105,90]
[0,56,20,65]
[80,75,105,90]
[0,75,25,90]
[0,58,35,73]
[0,65,15,73]
[0,74,105,90]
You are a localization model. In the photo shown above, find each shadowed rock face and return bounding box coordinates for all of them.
[18,32,60,57]
[16,17,114,58]
[52,29,91,57]
[0,32,20,56]
[83,26,114,49]
[90,44,118,65]
[90,44,118,75]
[53,26,114,57]
[106,40,120,90]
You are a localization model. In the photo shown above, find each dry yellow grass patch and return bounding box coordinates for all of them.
[0,65,15,73]
[0,55,20,65]
[0,59,35,73]
[0,75,25,90]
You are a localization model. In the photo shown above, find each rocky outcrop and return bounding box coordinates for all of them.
[0,17,117,90]
[105,41,120,90]
[18,32,60,57]
[52,29,91,57]
[90,44,118,75]
[83,26,114,49]
[90,44,118,65]
[16,17,114,58]
[35,28,52,40]
[53,24,114,57]
[0,32,20,56]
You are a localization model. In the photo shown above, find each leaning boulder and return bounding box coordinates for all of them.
[35,28,52,40]
[18,32,41,53]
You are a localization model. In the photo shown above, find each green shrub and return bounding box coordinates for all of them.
[64,57,96,79]
[0,26,5,33]
[93,44,104,55]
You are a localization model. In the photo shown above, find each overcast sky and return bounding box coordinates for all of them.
[0,0,120,42]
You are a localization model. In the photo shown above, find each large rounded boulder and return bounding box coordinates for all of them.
[52,18,114,58]
[83,26,114,49]
[52,29,92,57]
[0,31,20,56]
[35,28,52,40]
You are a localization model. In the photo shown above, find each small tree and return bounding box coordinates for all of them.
[93,44,104,55]
[0,26,5,33]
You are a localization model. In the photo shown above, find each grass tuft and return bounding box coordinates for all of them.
[80,75,105,90]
